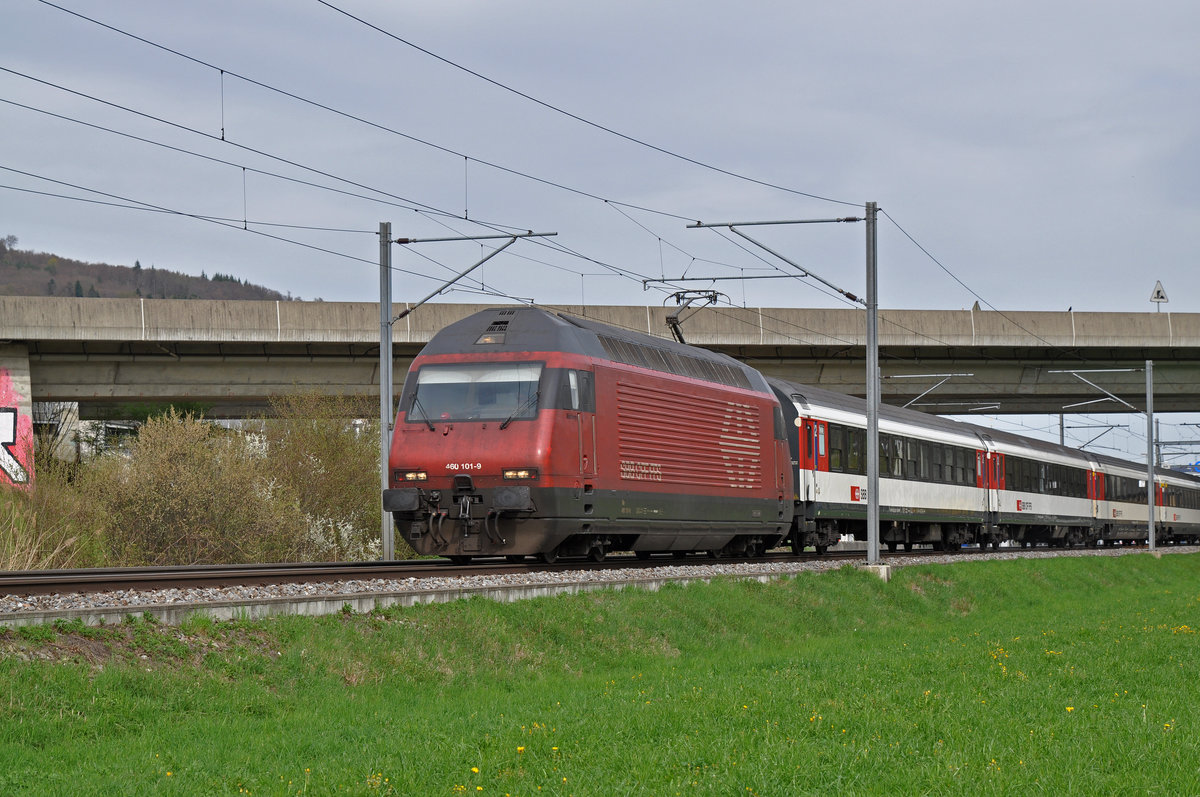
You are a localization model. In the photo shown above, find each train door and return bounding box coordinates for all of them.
[813,420,829,474]
[796,419,821,501]
[787,417,823,503]
[980,435,1002,517]
[569,370,597,477]
[1087,458,1103,524]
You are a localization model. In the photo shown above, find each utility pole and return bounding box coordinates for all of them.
[379,222,395,561]
[1147,359,1155,551]
[865,202,880,566]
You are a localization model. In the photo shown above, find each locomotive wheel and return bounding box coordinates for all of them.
[505,555,525,563]
[904,542,913,552]
[540,547,559,564]
[449,555,472,564]
[635,551,652,561]
[587,546,606,562]
[672,551,689,559]
[814,544,828,555]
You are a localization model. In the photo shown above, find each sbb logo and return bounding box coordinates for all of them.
[851,486,868,502]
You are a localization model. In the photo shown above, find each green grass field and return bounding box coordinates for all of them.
[2,553,1198,795]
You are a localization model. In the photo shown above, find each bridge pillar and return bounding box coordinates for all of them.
[0,344,34,486]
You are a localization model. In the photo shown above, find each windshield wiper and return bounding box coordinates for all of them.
[499,390,539,430]
[409,391,435,431]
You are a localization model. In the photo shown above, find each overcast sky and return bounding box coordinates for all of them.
[5,0,1198,312]
[4,0,1199,461]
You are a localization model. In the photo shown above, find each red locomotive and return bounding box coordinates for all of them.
[382,307,793,562]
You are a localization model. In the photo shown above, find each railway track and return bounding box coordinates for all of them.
[0,551,850,597]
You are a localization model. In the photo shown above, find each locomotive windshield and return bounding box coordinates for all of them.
[407,362,543,423]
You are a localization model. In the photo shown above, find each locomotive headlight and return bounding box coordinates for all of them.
[503,468,538,480]
[402,470,428,482]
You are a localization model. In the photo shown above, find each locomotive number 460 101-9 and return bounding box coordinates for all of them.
[445,462,483,471]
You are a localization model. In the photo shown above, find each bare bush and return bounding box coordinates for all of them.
[261,392,413,560]
[77,411,320,565]
[9,393,411,569]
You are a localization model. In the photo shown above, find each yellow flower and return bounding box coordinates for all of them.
[1066,706,1074,712]
[517,747,525,753]
[471,767,480,773]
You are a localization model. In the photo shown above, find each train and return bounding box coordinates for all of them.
[382,306,1200,562]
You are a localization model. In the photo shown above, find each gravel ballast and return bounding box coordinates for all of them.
[1,546,1191,627]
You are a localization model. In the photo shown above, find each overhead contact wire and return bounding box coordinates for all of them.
[315,0,859,208]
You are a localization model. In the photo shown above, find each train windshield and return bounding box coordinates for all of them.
[408,362,543,423]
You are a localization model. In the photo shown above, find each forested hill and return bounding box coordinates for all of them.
[0,236,292,301]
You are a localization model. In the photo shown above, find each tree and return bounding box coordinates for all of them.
[74,280,83,297]
[0,234,15,252]
[46,279,56,295]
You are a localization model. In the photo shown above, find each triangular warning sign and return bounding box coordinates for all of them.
[1150,281,1169,303]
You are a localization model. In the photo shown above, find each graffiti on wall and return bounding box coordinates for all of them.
[0,368,33,486]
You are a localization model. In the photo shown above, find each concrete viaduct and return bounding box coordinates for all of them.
[1,297,1198,482]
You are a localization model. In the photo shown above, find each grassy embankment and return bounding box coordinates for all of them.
[2,553,1198,795]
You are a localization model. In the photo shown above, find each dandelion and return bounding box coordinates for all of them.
[1066,706,1074,712]
[471,767,480,774]
[517,747,525,754]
